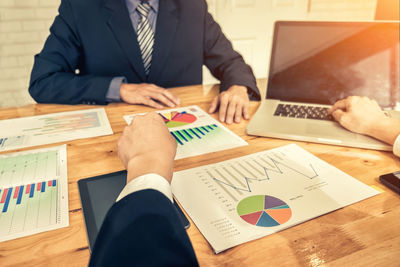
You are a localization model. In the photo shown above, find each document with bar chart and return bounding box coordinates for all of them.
[0,145,68,242]
[171,144,379,253]
[0,108,113,152]
[124,105,247,159]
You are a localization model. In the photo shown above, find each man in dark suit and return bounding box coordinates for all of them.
[90,112,199,266]
[29,0,260,124]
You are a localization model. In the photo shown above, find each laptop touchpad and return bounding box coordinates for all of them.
[306,123,358,139]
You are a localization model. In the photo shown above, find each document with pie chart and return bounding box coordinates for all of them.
[171,144,380,253]
[124,105,247,159]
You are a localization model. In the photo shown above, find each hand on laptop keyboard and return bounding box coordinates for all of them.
[329,96,400,146]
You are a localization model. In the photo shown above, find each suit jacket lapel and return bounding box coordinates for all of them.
[148,0,179,82]
[104,0,147,81]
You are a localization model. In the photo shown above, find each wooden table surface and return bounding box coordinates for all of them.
[0,80,399,266]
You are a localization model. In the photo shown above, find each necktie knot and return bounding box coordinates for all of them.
[137,2,151,18]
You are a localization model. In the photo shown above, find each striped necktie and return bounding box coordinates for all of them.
[137,2,154,76]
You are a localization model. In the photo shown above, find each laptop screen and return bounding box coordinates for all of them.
[266,21,400,109]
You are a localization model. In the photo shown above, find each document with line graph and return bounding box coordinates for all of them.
[124,105,247,159]
[0,145,68,242]
[171,144,379,253]
[0,108,113,152]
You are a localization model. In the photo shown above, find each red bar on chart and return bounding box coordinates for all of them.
[13,186,20,199]
[26,184,31,194]
[48,181,52,187]
[37,182,42,191]
[1,188,8,203]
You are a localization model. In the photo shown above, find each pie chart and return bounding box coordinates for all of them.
[160,111,197,128]
[237,195,292,227]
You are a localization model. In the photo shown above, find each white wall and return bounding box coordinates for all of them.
[0,0,378,107]
[308,0,377,20]
[0,0,59,107]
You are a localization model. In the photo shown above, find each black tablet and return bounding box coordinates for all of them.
[78,170,190,252]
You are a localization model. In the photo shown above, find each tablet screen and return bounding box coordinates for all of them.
[78,171,126,251]
[78,171,189,251]
[85,173,126,230]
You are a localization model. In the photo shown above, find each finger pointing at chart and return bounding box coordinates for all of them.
[122,106,247,160]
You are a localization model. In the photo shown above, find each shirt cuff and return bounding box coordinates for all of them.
[116,173,173,202]
[106,76,126,102]
[393,134,400,157]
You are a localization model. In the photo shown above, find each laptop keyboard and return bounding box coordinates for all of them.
[274,104,334,121]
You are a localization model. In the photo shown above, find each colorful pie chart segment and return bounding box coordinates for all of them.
[237,195,292,227]
[160,111,197,128]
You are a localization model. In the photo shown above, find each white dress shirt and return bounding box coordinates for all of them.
[393,134,400,157]
[117,173,173,202]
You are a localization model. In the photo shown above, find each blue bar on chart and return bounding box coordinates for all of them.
[30,183,35,198]
[2,187,13,212]
[17,185,24,204]
[171,124,219,146]
[0,138,8,148]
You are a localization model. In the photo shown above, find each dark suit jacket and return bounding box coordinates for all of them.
[29,0,260,105]
[89,189,198,266]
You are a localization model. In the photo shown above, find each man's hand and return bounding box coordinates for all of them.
[120,83,180,109]
[117,112,177,183]
[208,85,250,124]
[329,96,386,135]
[329,96,400,145]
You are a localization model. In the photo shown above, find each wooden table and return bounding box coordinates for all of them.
[0,81,399,266]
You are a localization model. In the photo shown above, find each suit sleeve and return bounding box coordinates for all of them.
[89,189,198,267]
[28,0,112,105]
[202,5,260,100]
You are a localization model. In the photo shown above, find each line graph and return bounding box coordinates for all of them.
[210,154,319,194]
[171,144,381,253]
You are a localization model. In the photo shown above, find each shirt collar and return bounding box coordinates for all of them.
[125,0,159,14]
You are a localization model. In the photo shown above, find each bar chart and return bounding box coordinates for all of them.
[124,105,248,159]
[25,111,101,135]
[0,145,68,242]
[0,180,59,236]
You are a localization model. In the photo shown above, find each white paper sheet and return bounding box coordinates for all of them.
[172,144,380,253]
[0,108,113,152]
[124,105,247,160]
[0,145,69,242]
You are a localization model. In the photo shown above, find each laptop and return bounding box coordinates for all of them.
[247,21,400,150]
